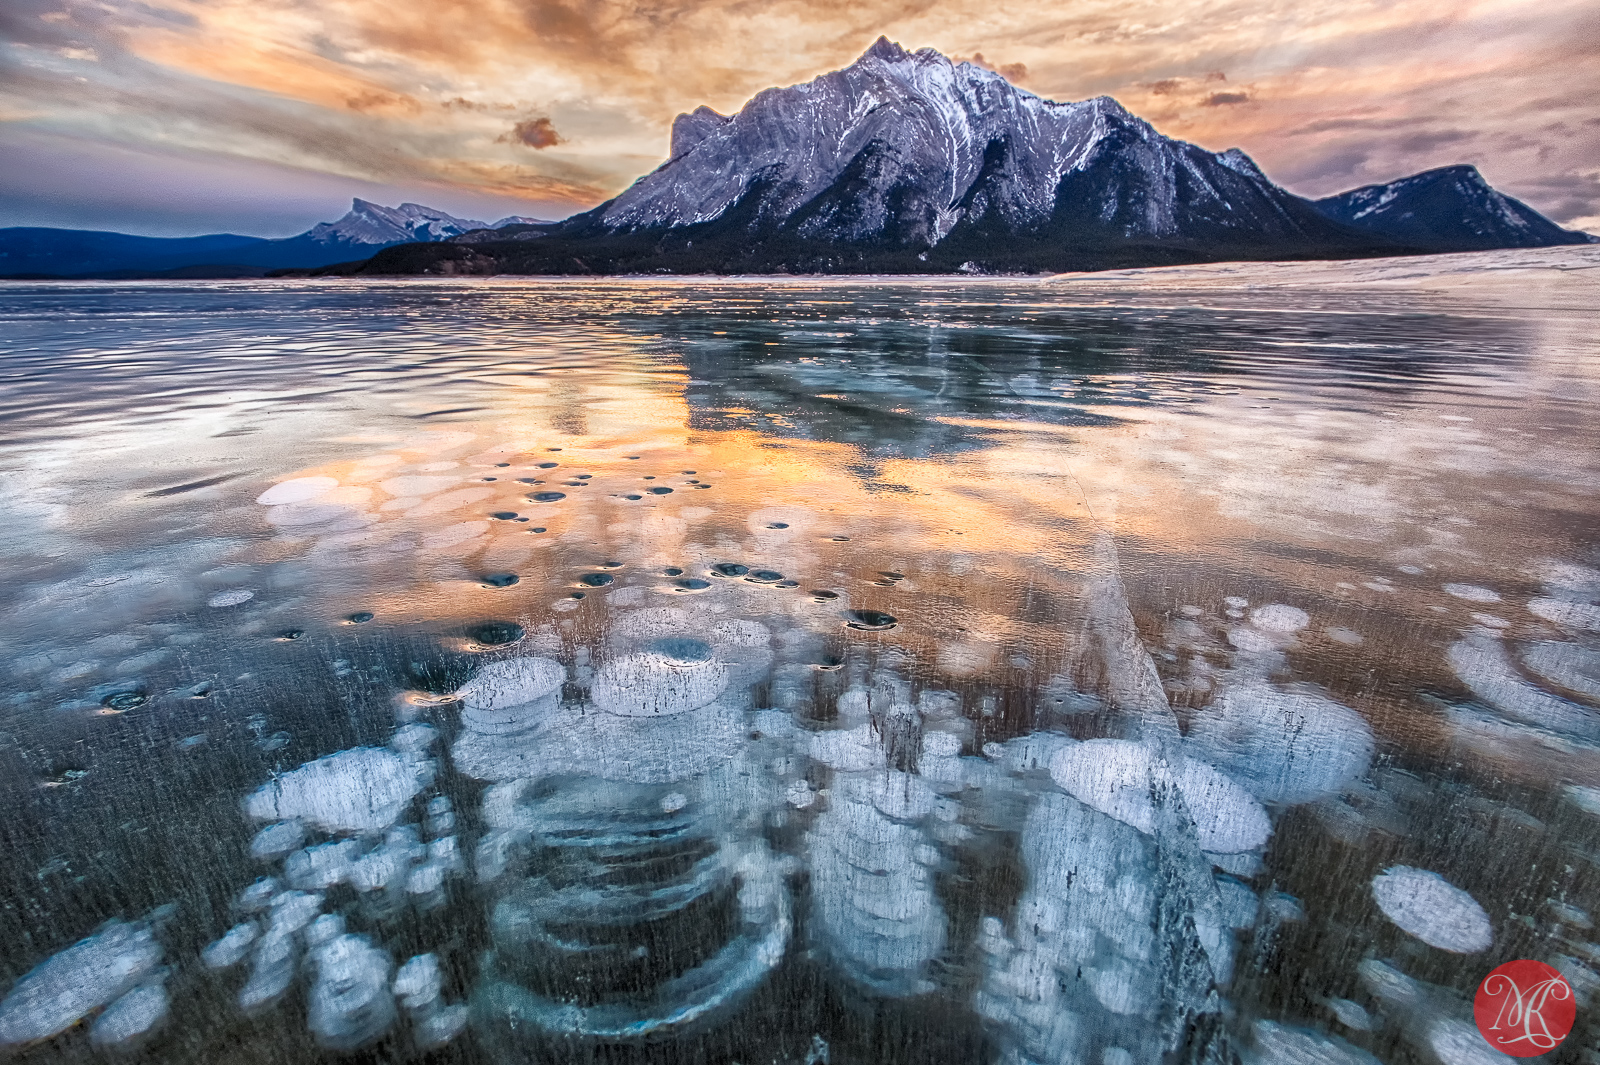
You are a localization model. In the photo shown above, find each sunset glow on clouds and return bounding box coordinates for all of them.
[2,0,1596,235]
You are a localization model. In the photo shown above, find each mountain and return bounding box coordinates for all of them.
[0,199,518,279]
[1311,166,1597,251]
[333,38,1407,277]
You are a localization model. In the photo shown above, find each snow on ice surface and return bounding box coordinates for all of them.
[0,921,163,1045]
[244,747,430,834]
[1370,866,1492,952]
[1048,739,1270,853]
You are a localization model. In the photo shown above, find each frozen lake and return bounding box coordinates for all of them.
[1,253,1598,1063]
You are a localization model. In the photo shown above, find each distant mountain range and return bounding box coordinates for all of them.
[5,39,1593,280]
[0,200,553,279]
[329,39,1594,276]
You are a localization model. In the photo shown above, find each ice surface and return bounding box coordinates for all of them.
[249,820,305,859]
[1371,866,1492,952]
[244,747,429,833]
[1048,739,1270,852]
[0,920,163,1045]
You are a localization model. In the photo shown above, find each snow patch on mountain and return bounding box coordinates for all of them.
[305,200,492,247]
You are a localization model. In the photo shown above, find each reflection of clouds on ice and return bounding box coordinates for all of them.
[0,918,167,1046]
[1370,866,1492,953]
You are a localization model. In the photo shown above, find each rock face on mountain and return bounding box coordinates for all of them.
[0,200,532,279]
[1312,166,1596,251]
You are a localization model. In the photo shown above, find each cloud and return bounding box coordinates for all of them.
[502,116,561,148]
[0,0,1596,230]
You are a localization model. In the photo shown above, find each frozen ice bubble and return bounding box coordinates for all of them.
[1048,739,1270,853]
[307,934,395,1049]
[305,913,345,948]
[417,1003,468,1047]
[88,982,168,1046]
[1526,597,1600,631]
[1444,583,1501,603]
[207,589,255,608]
[201,923,259,969]
[1327,997,1373,1031]
[810,724,887,771]
[267,890,323,935]
[1371,866,1492,953]
[239,930,295,1010]
[1250,604,1310,633]
[285,840,361,890]
[590,642,730,717]
[237,877,280,912]
[244,747,429,834]
[390,723,438,754]
[1215,876,1259,929]
[1427,1016,1516,1065]
[257,476,338,505]
[1447,634,1600,740]
[1249,1020,1381,1065]
[456,658,566,730]
[1223,596,1249,609]
[1519,641,1600,700]
[393,954,442,1011]
[860,771,935,821]
[1186,683,1373,805]
[786,780,816,809]
[1357,957,1421,1005]
[1566,784,1600,818]
[0,921,162,1044]
[249,820,305,860]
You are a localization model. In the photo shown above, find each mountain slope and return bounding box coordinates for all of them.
[1312,166,1597,251]
[0,200,506,279]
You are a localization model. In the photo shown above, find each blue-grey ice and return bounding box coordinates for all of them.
[1047,739,1270,853]
[1370,866,1492,952]
[244,747,431,833]
[88,982,169,1047]
[0,920,163,1045]
[1186,682,1373,804]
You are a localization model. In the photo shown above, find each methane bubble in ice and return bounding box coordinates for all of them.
[1519,641,1600,699]
[257,477,338,505]
[1248,1020,1381,1065]
[88,983,169,1047]
[468,621,524,646]
[1248,604,1309,633]
[590,640,729,717]
[244,748,429,834]
[250,820,306,859]
[207,589,255,608]
[202,924,259,969]
[307,934,395,1049]
[1526,597,1600,631]
[0,920,163,1045]
[1448,633,1600,740]
[1370,866,1492,952]
[1444,583,1501,603]
[1048,739,1270,853]
[1186,683,1374,804]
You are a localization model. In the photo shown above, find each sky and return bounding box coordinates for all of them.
[1,0,1596,237]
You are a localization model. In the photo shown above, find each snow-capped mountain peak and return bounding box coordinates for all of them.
[305,200,492,246]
